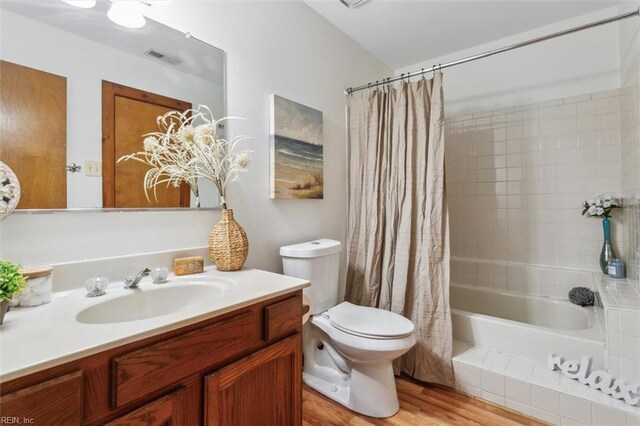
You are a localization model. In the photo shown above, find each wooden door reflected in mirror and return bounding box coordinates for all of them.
[102,81,192,208]
[0,60,67,209]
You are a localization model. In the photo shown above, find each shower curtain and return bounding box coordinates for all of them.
[345,73,453,386]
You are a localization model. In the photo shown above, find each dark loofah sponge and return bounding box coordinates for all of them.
[568,287,595,306]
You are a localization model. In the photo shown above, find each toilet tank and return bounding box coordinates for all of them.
[280,239,342,315]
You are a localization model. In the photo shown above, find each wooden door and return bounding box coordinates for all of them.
[102,81,191,208]
[205,334,302,426]
[106,389,186,426]
[0,60,67,209]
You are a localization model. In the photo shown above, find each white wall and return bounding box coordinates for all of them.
[396,7,623,116]
[617,4,640,284]
[1,10,223,208]
[0,1,390,290]
[618,3,640,200]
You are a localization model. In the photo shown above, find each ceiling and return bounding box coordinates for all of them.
[304,0,624,70]
[1,0,225,82]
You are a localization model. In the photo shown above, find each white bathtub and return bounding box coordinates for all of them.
[451,285,605,369]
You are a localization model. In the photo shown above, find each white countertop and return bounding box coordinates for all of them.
[596,273,640,311]
[0,267,309,382]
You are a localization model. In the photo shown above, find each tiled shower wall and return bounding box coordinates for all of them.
[445,89,623,298]
[621,24,640,284]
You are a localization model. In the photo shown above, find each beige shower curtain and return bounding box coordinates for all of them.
[345,73,453,386]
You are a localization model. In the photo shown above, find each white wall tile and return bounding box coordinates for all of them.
[532,384,560,414]
[506,399,532,416]
[457,382,482,398]
[533,408,561,425]
[446,86,625,302]
[482,390,506,406]
[484,351,511,372]
[619,311,640,336]
[506,357,535,381]
[561,394,593,425]
[454,362,482,388]
[505,377,531,404]
[591,403,627,426]
[628,413,640,426]
[482,370,505,396]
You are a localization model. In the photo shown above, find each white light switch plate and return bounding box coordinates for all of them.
[85,161,102,177]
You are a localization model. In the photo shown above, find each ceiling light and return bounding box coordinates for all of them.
[61,0,97,8]
[107,0,146,29]
[339,0,370,8]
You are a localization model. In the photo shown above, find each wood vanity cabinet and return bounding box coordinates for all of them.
[0,291,303,426]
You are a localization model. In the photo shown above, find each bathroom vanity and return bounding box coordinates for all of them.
[0,268,308,425]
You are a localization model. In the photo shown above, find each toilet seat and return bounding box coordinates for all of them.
[324,302,415,340]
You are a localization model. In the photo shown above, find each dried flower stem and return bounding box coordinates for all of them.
[118,105,252,209]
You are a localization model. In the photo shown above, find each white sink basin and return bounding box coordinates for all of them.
[76,284,227,324]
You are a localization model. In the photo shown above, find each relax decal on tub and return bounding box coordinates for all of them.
[548,354,639,405]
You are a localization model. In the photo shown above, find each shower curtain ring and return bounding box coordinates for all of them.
[421,68,425,80]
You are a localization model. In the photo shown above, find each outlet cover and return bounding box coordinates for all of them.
[85,161,102,177]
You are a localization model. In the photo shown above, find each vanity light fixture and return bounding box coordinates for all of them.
[61,0,147,29]
[339,0,370,8]
[61,0,97,8]
[107,0,147,29]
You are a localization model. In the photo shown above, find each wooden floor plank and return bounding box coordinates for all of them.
[303,377,550,426]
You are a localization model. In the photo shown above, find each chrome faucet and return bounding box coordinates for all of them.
[123,268,151,289]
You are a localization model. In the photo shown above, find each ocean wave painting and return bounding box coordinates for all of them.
[270,94,323,199]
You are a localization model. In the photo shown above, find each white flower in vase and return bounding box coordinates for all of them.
[582,193,623,219]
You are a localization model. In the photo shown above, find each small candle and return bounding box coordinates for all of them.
[607,258,626,279]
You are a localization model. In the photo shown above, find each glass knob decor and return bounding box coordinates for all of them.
[86,276,108,297]
[151,267,169,284]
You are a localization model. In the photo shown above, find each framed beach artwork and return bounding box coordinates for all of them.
[270,94,324,199]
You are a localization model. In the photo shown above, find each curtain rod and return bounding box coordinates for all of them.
[345,8,640,95]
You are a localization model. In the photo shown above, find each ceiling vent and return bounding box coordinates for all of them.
[339,0,370,8]
[143,49,183,65]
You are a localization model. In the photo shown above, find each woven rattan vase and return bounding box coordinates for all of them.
[209,209,248,271]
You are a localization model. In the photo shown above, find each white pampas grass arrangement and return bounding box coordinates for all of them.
[118,105,251,209]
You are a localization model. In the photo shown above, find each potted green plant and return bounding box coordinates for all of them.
[0,260,26,325]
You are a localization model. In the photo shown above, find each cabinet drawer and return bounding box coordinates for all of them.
[0,371,83,425]
[113,310,259,407]
[106,388,186,426]
[264,295,301,341]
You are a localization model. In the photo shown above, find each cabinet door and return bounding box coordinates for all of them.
[106,389,185,426]
[0,371,83,425]
[205,334,302,426]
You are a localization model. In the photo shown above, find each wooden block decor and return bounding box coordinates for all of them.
[173,256,204,276]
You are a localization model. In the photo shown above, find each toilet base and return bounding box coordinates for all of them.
[303,326,401,419]
[303,313,416,418]
[304,360,400,418]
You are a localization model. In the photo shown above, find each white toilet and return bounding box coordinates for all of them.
[280,239,416,418]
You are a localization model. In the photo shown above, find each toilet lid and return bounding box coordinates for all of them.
[325,302,415,339]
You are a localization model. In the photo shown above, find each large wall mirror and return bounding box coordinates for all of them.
[0,1,225,211]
